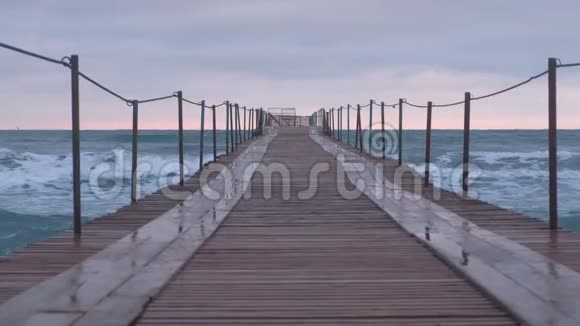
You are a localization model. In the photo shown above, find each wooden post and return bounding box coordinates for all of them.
[369,100,373,155]
[335,108,338,139]
[234,104,239,147]
[248,108,252,138]
[339,107,342,141]
[70,54,81,236]
[328,111,330,136]
[357,104,363,151]
[381,101,385,159]
[259,108,264,135]
[398,98,403,166]
[250,109,254,138]
[256,109,260,135]
[260,108,264,135]
[424,101,433,187]
[260,108,266,135]
[212,105,217,162]
[131,100,139,203]
[329,109,332,137]
[354,107,359,148]
[177,91,184,186]
[257,109,261,135]
[225,101,230,155]
[323,110,326,135]
[347,105,350,145]
[233,104,237,147]
[256,109,262,136]
[243,106,247,142]
[327,111,331,136]
[331,108,335,139]
[336,108,340,140]
[322,110,326,135]
[324,111,327,135]
[199,100,205,171]
[462,92,471,193]
[548,57,558,229]
[328,110,331,136]
[236,104,241,145]
[229,103,234,152]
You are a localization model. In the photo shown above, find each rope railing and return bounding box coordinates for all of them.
[0,42,69,67]
[314,57,578,232]
[402,99,428,108]
[0,43,239,108]
[339,69,551,111]
[432,100,465,108]
[78,71,131,104]
[557,62,580,68]
[0,42,267,239]
[182,97,203,106]
[2,41,579,236]
[471,70,548,101]
[372,100,399,107]
[182,98,230,109]
[211,102,227,108]
[137,94,176,104]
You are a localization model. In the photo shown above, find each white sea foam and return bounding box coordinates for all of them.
[0,232,19,240]
[0,147,204,217]
[406,151,580,223]
[470,150,575,165]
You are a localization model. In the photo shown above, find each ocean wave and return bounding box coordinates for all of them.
[471,150,576,165]
[0,232,20,240]
[0,147,204,216]
[406,157,580,225]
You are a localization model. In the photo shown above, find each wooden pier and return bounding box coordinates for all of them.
[135,128,514,325]
[1,126,580,326]
[0,143,252,304]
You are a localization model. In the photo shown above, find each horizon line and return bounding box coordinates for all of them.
[2,128,580,131]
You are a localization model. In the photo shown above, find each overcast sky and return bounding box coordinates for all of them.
[1,0,580,129]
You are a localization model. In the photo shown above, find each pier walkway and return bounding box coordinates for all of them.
[135,128,513,326]
[0,143,250,305]
[1,127,580,326]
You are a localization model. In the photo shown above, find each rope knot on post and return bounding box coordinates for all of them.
[60,56,72,67]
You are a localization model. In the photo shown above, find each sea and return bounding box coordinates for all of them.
[1,129,579,255]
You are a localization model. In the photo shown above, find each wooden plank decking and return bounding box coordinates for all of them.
[0,144,250,305]
[2,126,580,325]
[135,128,516,325]
[338,138,580,272]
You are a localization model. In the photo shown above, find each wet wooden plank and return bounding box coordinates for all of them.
[339,137,580,273]
[135,128,515,326]
[316,133,580,325]
[0,144,252,305]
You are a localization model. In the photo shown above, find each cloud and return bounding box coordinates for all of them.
[1,0,580,129]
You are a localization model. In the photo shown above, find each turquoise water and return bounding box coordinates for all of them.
[1,129,579,255]
[0,130,230,255]
[339,129,580,232]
